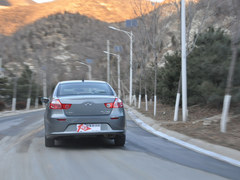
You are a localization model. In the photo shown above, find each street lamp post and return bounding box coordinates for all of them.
[107,40,110,83]
[78,61,92,80]
[103,51,121,98]
[181,0,188,122]
[109,26,133,105]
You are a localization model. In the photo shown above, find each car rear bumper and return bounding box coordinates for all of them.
[47,130,125,138]
[45,114,126,135]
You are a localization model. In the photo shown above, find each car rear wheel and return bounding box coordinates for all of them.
[114,134,125,146]
[45,136,54,147]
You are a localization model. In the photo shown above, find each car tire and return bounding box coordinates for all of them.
[114,134,125,146]
[45,136,54,147]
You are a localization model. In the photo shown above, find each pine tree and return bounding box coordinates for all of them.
[17,66,37,107]
[157,27,240,107]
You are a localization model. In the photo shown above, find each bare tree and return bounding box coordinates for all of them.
[220,0,240,133]
[132,0,212,118]
[11,77,18,111]
[131,1,152,111]
[133,16,150,110]
[132,0,166,116]
[131,0,152,111]
[26,72,34,110]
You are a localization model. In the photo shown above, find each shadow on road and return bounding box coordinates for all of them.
[52,136,124,150]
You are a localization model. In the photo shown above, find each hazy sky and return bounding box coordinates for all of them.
[32,0,164,3]
[32,0,54,3]
[150,0,164,2]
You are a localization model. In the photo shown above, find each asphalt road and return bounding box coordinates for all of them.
[0,110,239,180]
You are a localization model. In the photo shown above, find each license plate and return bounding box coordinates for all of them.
[76,124,101,132]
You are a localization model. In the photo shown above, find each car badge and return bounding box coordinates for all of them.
[84,102,93,106]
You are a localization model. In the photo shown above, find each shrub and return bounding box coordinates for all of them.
[16,101,26,110]
[156,27,240,107]
[0,101,5,111]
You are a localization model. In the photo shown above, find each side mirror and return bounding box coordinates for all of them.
[41,97,49,104]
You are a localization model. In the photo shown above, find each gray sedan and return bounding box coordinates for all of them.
[42,80,126,147]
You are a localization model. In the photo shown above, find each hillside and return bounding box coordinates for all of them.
[0,12,134,94]
[0,0,235,96]
[0,0,155,35]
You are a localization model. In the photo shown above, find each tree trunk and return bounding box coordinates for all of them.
[26,74,33,110]
[42,70,47,108]
[11,77,18,111]
[145,82,148,111]
[138,61,143,109]
[35,81,39,109]
[174,75,181,121]
[221,45,238,133]
[220,0,240,133]
[153,52,157,116]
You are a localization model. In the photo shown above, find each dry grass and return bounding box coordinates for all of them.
[135,102,221,122]
[131,101,240,151]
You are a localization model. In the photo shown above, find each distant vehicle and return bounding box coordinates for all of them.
[42,80,126,147]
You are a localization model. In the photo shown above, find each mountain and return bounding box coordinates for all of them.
[0,12,133,90]
[0,0,233,94]
[0,0,155,35]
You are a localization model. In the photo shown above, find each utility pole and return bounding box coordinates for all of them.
[107,40,110,83]
[103,51,121,98]
[129,31,133,105]
[181,0,188,122]
[117,55,121,98]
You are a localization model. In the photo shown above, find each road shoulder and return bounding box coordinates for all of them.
[0,108,45,118]
[125,105,240,167]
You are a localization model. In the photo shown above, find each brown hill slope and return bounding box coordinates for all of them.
[8,0,35,6]
[0,0,155,35]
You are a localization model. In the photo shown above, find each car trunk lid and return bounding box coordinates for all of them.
[59,95,116,116]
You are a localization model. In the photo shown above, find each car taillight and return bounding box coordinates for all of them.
[49,99,72,109]
[104,98,123,108]
[50,99,61,109]
[62,104,72,109]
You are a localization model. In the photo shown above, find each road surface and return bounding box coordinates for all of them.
[0,110,239,180]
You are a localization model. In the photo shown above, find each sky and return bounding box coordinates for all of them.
[32,0,165,3]
[32,0,54,3]
[150,0,164,2]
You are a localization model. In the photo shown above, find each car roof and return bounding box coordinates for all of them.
[58,80,107,84]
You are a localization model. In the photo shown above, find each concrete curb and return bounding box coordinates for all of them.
[0,108,45,118]
[125,105,240,168]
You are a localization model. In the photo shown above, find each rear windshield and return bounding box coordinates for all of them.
[57,82,114,96]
